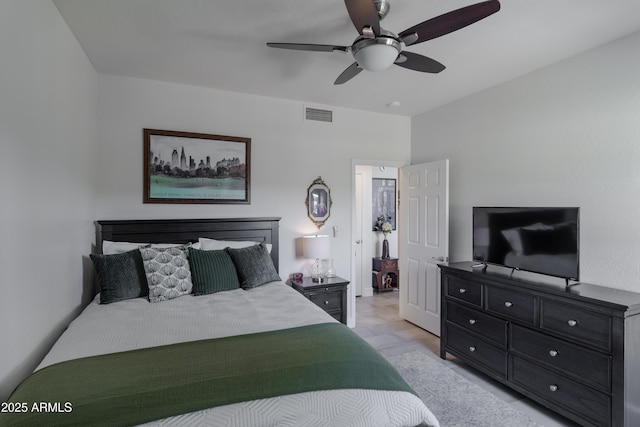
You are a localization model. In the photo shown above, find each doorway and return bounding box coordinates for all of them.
[350,160,403,327]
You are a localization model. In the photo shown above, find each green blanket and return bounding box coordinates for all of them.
[0,323,416,426]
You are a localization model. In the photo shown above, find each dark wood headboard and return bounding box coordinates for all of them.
[95,217,281,272]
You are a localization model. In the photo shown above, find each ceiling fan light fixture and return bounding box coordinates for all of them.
[373,0,391,20]
[267,0,501,84]
[352,36,401,72]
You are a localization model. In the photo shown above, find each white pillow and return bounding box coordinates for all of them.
[102,240,200,255]
[198,238,272,253]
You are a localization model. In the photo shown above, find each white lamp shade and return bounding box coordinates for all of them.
[353,44,398,71]
[302,235,330,259]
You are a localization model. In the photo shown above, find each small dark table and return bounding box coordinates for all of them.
[372,257,399,293]
[289,276,349,324]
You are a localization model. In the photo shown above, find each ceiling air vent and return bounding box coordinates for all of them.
[305,107,333,123]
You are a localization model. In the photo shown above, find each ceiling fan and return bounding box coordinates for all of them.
[267,0,500,85]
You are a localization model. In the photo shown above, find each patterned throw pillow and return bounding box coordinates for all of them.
[90,249,149,304]
[140,246,192,302]
[188,247,240,295]
[226,242,281,289]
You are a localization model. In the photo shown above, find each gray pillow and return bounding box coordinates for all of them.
[226,242,281,289]
[188,247,240,295]
[90,249,148,304]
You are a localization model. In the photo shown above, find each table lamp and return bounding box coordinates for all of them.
[302,235,330,282]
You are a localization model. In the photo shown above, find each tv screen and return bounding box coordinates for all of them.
[473,207,579,280]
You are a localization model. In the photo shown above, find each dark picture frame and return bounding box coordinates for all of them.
[372,178,396,230]
[144,129,250,204]
[306,176,332,229]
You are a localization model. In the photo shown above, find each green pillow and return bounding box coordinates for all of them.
[188,247,240,295]
[226,242,281,289]
[90,249,148,304]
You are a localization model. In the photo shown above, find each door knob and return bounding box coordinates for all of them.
[355,240,361,244]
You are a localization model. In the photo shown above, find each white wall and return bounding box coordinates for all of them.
[96,74,411,322]
[0,0,98,400]
[411,31,640,292]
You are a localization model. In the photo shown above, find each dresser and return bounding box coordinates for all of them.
[290,276,349,324]
[439,262,640,427]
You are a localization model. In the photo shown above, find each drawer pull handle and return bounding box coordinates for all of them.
[549,384,558,392]
[324,301,329,305]
[469,346,476,352]
[469,319,476,325]
[504,301,513,308]
[324,288,329,291]
[459,288,467,294]
[567,320,578,327]
[549,350,558,357]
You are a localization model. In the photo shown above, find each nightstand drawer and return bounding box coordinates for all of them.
[541,300,611,351]
[381,259,397,269]
[445,276,482,307]
[486,286,536,325]
[372,257,398,271]
[290,276,349,325]
[308,291,342,311]
[445,324,507,378]
[446,301,507,347]
[511,356,611,427]
[511,324,611,390]
[327,311,343,322]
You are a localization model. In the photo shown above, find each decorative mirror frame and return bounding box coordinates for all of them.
[305,176,332,229]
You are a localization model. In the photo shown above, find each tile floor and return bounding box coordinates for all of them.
[353,290,580,427]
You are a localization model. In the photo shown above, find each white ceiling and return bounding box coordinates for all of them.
[53,0,640,117]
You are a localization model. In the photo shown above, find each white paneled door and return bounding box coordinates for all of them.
[399,160,449,336]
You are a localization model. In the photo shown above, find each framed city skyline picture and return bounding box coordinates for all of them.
[143,129,251,204]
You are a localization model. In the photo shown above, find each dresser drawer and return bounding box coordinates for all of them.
[446,301,507,347]
[308,290,342,312]
[511,324,611,390]
[445,324,507,378]
[511,356,611,427]
[486,286,536,325]
[445,276,482,307]
[541,300,612,351]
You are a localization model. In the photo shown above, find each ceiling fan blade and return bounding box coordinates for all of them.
[344,0,381,36]
[398,0,500,45]
[395,51,445,73]
[267,43,349,53]
[334,62,363,85]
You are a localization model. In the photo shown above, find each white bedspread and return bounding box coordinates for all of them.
[38,282,439,427]
[38,282,333,369]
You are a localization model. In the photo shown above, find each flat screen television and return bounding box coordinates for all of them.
[472,207,579,281]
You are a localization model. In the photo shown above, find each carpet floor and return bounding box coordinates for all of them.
[387,351,541,427]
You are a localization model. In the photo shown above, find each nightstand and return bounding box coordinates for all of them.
[372,257,399,294]
[289,276,349,324]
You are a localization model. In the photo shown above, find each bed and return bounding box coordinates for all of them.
[1,218,439,427]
